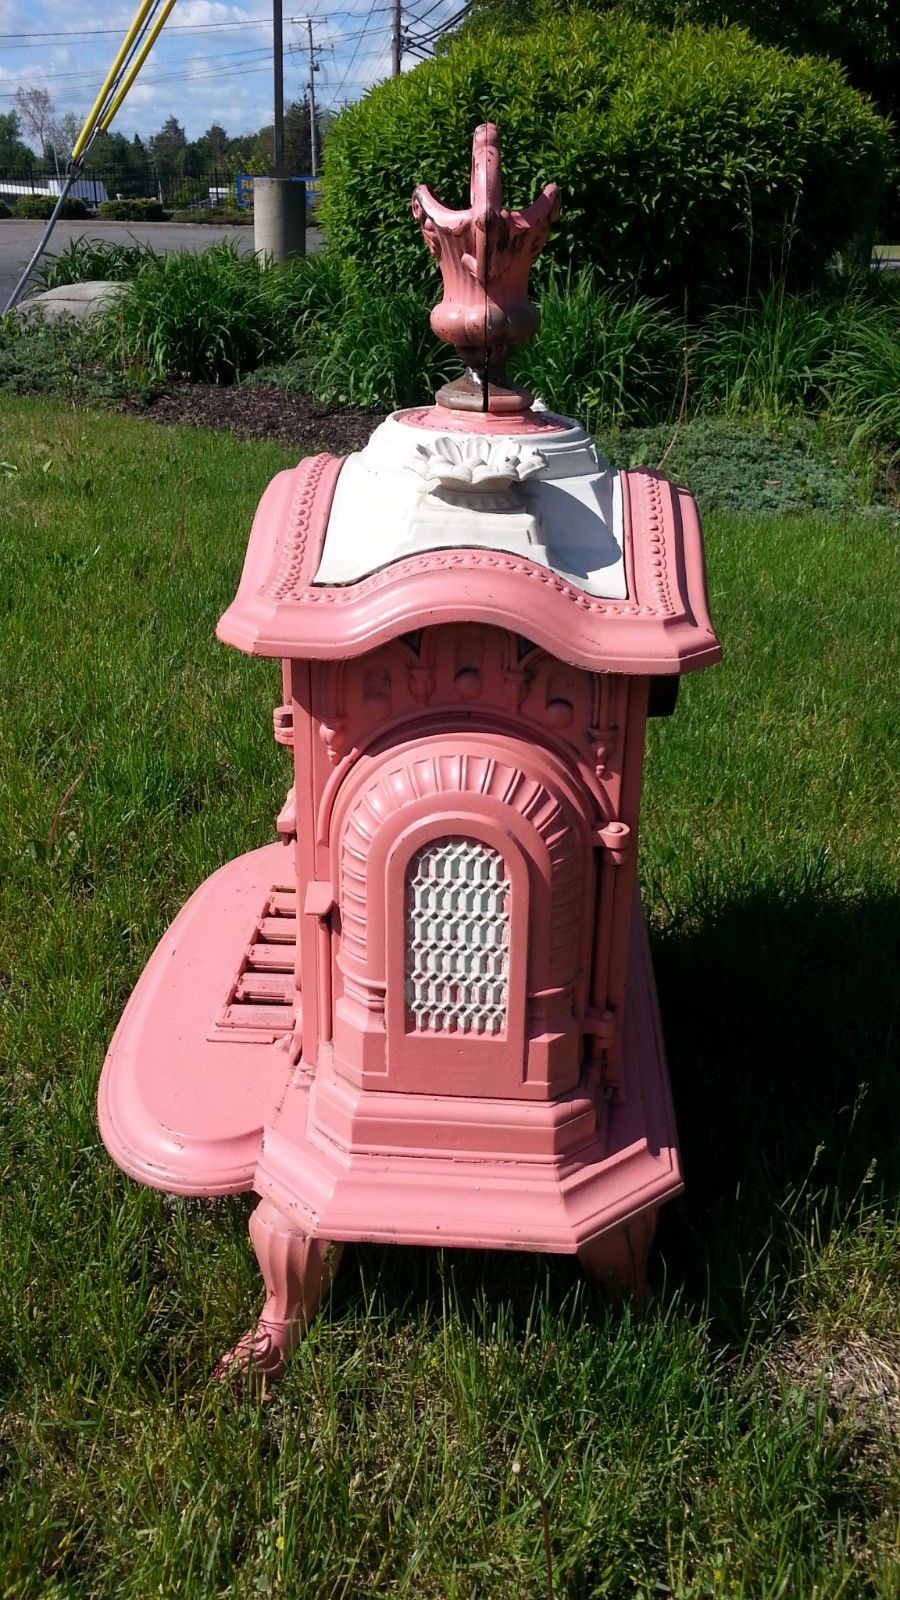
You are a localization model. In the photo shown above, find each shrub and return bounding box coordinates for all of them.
[692,290,841,419]
[827,281,900,461]
[516,269,684,428]
[96,243,275,382]
[97,198,165,222]
[323,12,891,309]
[0,314,145,403]
[13,193,89,221]
[35,237,159,290]
[0,199,11,220]
[689,275,900,458]
[170,207,253,225]
[255,252,455,408]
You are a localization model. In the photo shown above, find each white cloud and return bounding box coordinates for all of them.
[0,0,460,140]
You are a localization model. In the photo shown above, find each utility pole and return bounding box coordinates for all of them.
[291,18,320,178]
[391,0,402,76]
[305,17,318,179]
[272,0,285,174]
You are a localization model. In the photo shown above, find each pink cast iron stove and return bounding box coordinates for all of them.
[99,126,721,1379]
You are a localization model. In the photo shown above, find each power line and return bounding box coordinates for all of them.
[406,2,471,46]
[326,0,384,107]
[0,11,390,46]
[403,0,452,27]
[0,46,274,96]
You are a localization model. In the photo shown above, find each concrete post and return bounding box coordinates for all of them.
[254,177,305,264]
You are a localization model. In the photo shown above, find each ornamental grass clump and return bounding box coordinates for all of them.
[516,269,684,429]
[828,282,900,462]
[97,243,276,383]
[256,252,456,409]
[35,237,160,291]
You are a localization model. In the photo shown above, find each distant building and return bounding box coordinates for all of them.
[0,175,108,204]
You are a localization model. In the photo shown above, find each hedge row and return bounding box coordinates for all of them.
[97,199,165,222]
[322,11,891,309]
[8,195,90,221]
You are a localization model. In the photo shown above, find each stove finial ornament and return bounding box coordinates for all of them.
[412,122,560,414]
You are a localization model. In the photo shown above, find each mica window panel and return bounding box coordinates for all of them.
[405,838,511,1037]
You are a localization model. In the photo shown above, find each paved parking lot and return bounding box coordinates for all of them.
[0,218,322,306]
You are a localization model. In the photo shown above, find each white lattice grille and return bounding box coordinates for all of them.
[405,839,510,1035]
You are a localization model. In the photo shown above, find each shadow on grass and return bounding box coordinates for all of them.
[316,868,899,1348]
[653,867,899,1330]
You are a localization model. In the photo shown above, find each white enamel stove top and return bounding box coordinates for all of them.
[313,410,627,600]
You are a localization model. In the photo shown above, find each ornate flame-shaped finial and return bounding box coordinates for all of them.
[412,123,560,414]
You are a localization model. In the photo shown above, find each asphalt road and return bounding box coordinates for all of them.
[0,218,323,308]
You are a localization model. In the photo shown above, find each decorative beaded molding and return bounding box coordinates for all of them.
[280,472,672,619]
[405,839,510,1035]
[268,453,339,601]
[219,456,721,674]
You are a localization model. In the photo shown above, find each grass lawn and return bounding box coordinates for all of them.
[0,395,898,1599]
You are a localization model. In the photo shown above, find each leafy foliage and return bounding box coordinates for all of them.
[323,12,891,310]
[95,244,276,383]
[516,270,683,429]
[0,316,145,404]
[461,0,900,121]
[34,237,160,291]
[600,416,891,517]
[169,208,253,226]
[12,193,89,220]
[97,198,165,222]
[258,254,456,409]
[0,108,34,177]
[0,199,11,220]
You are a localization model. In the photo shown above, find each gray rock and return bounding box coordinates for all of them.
[15,279,128,323]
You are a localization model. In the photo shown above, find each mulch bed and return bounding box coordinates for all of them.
[116,381,383,454]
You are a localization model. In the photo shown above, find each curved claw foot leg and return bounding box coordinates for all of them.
[578,1208,657,1310]
[216,1198,343,1384]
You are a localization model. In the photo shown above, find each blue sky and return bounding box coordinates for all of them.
[0,0,458,144]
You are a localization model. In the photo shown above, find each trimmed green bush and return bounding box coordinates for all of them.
[97,198,165,222]
[322,12,891,308]
[169,207,252,225]
[13,193,89,221]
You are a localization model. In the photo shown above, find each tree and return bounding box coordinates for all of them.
[46,109,82,166]
[0,110,35,175]
[149,116,188,184]
[15,86,54,155]
[204,122,230,165]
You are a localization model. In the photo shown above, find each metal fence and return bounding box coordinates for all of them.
[1,166,321,214]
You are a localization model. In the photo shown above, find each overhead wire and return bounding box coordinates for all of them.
[325,0,385,108]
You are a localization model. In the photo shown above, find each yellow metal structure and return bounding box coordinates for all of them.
[71,0,175,160]
[99,0,179,133]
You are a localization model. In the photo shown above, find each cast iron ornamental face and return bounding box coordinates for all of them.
[412,122,560,414]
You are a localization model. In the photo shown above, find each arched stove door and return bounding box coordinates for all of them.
[329,731,595,1100]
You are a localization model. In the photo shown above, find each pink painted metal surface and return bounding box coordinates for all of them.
[98,124,722,1380]
[412,122,560,413]
[98,844,298,1196]
[396,404,569,434]
[217,455,720,675]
